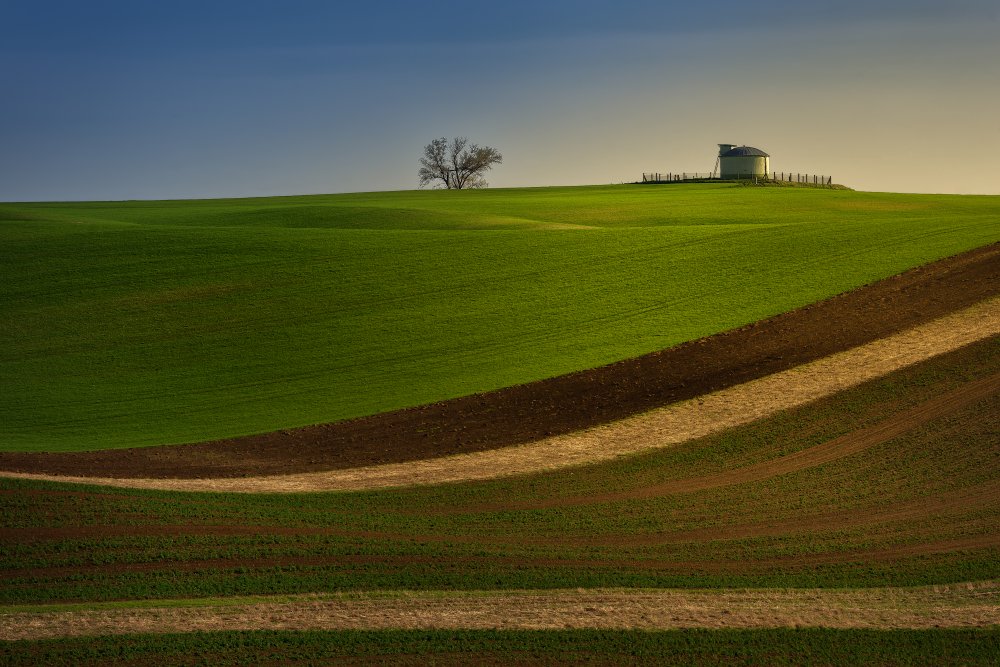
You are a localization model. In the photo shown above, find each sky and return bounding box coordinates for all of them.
[2,0,998,200]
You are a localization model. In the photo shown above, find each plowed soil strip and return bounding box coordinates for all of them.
[3,298,997,493]
[3,583,998,640]
[1,243,997,479]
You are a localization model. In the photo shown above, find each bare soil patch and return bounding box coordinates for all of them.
[1,244,997,479]
[3,582,997,640]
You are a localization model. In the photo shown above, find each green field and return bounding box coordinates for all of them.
[2,184,998,452]
[5,629,999,666]
[3,184,998,661]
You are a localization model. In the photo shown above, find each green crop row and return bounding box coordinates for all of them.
[3,628,999,666]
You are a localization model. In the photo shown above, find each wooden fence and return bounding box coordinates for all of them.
[642,172,834,186]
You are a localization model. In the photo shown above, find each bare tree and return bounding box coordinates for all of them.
[418,137,502,189]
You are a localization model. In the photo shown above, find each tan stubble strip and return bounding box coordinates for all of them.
[2,582,998,640]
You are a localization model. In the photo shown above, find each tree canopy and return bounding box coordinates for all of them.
[418,137,502,189]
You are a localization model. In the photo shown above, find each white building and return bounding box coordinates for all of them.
[718,144,770,179]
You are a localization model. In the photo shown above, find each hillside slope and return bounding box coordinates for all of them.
[2,184,998,452]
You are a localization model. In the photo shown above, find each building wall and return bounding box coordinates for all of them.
[720,156,769,178]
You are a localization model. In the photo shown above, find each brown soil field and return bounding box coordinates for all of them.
[0,243,997,479]
[3,583,997,640]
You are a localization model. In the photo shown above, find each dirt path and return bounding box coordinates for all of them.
[3,582,997,640]
[2,243,997,479]
[2,297,997,493]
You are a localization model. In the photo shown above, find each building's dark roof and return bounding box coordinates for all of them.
[721,146,769,158]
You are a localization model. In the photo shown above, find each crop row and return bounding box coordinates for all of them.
[3,628,1000,666]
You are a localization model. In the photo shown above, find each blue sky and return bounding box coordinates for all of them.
[2,0,998,200]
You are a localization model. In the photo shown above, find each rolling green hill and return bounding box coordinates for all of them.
[2,184,998,452]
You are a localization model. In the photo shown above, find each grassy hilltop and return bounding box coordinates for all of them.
[2,183,998,452]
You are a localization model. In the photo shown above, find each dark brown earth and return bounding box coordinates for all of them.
[1,243,997,479]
